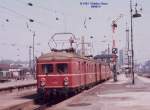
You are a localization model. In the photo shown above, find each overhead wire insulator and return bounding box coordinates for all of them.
[6,19,9,22]
[90,36,93,39]
[29,19,34,22]
[56,17,59,20]
[89,17,92,20]
[112,23,117,28]
[28,2,33,6]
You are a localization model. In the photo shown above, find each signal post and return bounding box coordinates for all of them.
[111,14,123,82]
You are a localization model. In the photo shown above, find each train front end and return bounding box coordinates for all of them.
[36,51,77,98]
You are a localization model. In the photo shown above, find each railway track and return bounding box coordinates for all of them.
[33,94,72,110]
[0,79,111,110]
[0,90,75,110]
[19,84,102,110]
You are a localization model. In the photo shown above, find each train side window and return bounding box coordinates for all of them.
[42,64,53,74]
[56,63,68,74]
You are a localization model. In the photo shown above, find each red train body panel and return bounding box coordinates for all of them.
[36,51,112,98]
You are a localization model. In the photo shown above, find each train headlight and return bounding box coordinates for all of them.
[64,77,69,86]
[40,78,46,87]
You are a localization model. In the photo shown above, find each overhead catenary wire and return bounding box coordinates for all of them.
[15,0,68,26]
[15,0,64,16]
[0,1,49,56]
[12,0,79,33]
[0,2,52,29]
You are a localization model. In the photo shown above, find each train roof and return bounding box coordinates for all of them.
[38,51,82,61]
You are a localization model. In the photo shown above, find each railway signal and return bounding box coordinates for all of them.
[111,14,123,82]
[112,48,118,54]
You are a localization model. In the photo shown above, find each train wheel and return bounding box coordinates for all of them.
[77,88,82,93]
[36,93,45,104]
[68,91,75,96]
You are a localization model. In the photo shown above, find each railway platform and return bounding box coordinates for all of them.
[49,74,150,110]
[0,80,37,110]
[0,87,36,110]
[0,79,36,89]
[1,74,150,110]
[0,79,36,94]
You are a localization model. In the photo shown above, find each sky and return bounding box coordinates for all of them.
[0,0,149,63]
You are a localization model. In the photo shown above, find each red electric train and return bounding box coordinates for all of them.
[36,33,112,100]
[36,49,112,99]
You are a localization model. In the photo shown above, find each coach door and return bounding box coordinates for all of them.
[83,61,86,85]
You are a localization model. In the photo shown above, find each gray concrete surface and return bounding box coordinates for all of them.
[0,88,36,110]
[1,74,150,110]
[0,79,36,89]
[48,74,150,110]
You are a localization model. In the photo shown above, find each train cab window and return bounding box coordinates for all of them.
[42,64,53,74]
[56,63,68,74]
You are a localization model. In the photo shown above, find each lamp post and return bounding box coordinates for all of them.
[130,0,142,84]
[26,22,36,76]
[29,45,32,72]
[32,32,35,73]
[90,36,94,55]
[125,24,130,74]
